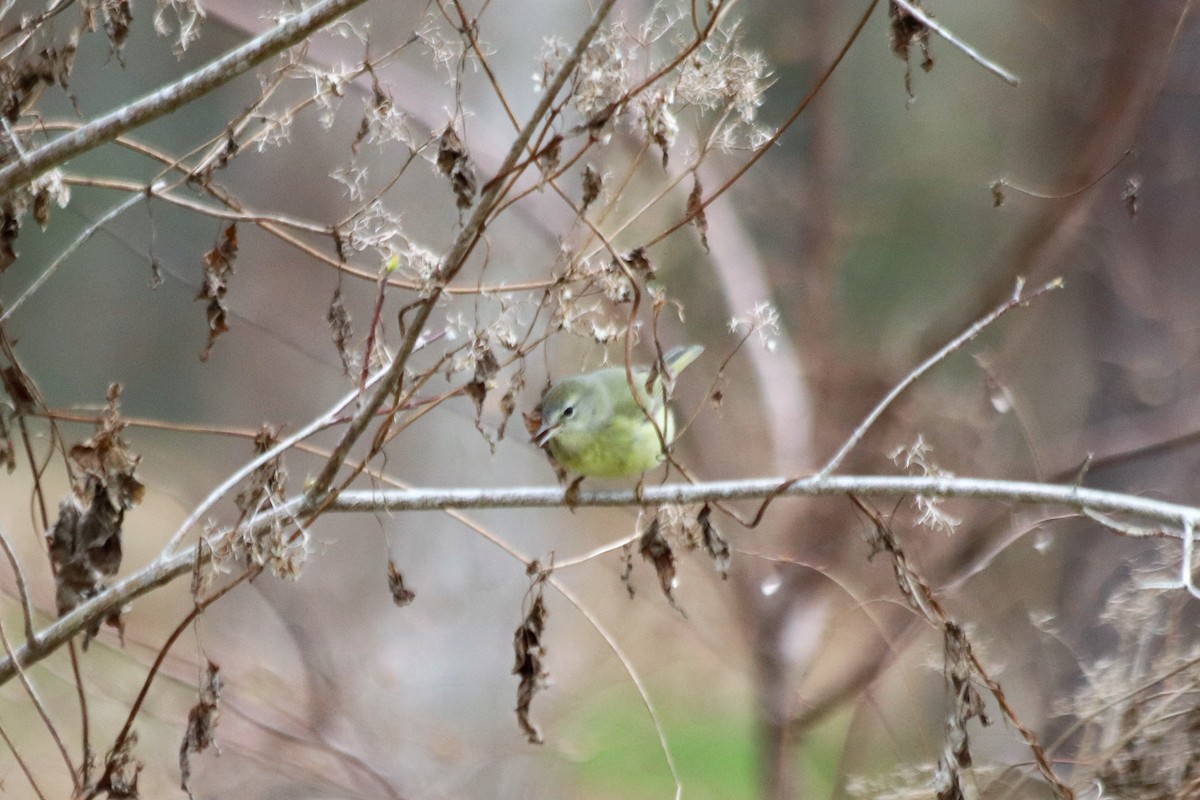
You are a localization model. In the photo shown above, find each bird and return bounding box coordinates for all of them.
[531,344,703,478]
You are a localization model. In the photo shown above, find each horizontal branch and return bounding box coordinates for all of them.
[1,472,1194,685]
[331,475,1199,527]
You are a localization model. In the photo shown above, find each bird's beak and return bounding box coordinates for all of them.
[532,421,559,447]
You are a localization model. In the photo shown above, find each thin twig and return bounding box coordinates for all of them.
[0,716,48,800]
[818,277,1063,477]
[439,506,683,799]
[0,524,36,644]
[0,192,142,323]
[106,566,256,768]
[0,0,375,196]
[646,0,880,249]
[889,0,1020,86]
[0,616,78,792]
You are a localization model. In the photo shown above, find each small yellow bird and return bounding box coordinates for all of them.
[532,345,704,478]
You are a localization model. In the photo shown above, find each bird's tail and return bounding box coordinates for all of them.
[662,344,704,376]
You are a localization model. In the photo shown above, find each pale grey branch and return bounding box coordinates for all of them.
[2,471,1195,687]
[0,0,373,197]
[890,0,1021,86]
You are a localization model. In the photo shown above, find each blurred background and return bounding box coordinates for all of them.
[2,0,1199,798]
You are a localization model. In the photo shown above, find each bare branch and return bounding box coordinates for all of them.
[889,0,1020,86]
[0,523,36,644]
[4,468,1200,689]
[0,0,374,197]
[819,277,1063,477]
[0,617,78,792]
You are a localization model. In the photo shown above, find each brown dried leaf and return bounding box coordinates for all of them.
[622,246,656,280]
[98,730,143,798]
[522,406,542,439]
[149,256,164,289]
[470,347,499,413]
[1,364,39,411]
[436,125,477,210]
[581,163,603,211]
[235,426,286,515]
[990,180,1006,208]
[179,661,221,800]
[697,504,730,578]
[33,184,51,228]
[47,491,123,630]
[888,1,935,100]
[387,561,416,607]
[102,0,133,56]
[0,413,13,473]
[68,384,144,510]
[327,288,355,375]
[687,174,709,252]
[513,564,551,744]
[619,542,635,598]
[638,515,682,611]
[352,114,371,154]
[537,135,562,184]
[0,203,17,272]
[1,41,76,124]
[468,346,501,451]
[496,367,525,444]
[51,385,141,645]
[1123,176,1141,220]
[196,224,238,362]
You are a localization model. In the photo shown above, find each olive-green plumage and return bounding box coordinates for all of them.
[533,345,703,478]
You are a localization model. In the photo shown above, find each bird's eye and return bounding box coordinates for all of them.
[561,405,575,418]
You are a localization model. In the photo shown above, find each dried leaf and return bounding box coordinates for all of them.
[619,542,635,598]
[468,347,501,451]
[687,174,709,252]
[47,490,123,636]
[196,224,238,362]
[179,661,221,800]
[436,125,477,210]
[98,730,142,798]
[1,41,76,125]
[68,384,144,510]
[537,135,562,184]
[495,367,525,443]
[102,0,133,56]
[50,385,141,645]
[0,203,17,272]
[513,563,551,744]
[234,426,286,515]
[622,246,656,280]
[697,504,730,578]
[1123,176,1141,220]
[353,71,393,154]
[1,364,39,411]
[990,180,1006,208]
[327,288,355,375]
[522,406,543,439]
[638,515,683,612]
[0,413,13,473]
[888,1,935,100]
[581,164,603,211]
[33,183,51,228]
[387,561,416,607]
